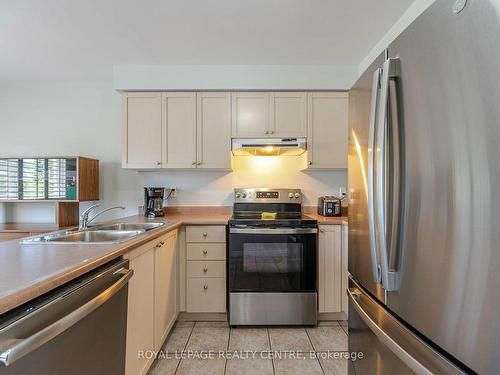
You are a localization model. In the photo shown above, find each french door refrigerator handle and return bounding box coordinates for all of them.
[347,287,433,375]
[377,58,401,292]
[367,68,382,283]
[0,268,134,367]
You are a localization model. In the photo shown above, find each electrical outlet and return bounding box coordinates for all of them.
[339,187,347,199]
[170,187,177,198]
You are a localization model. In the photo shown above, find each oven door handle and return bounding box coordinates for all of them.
[229,228,318,234]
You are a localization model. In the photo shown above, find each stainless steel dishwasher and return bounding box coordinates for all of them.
[0,258,133,375]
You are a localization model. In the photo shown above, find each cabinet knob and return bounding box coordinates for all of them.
[197,161,202,165]
[156,161,161,166]
[320,228,325,233]
[160,241,165,245]
[203,250,208,255]
[203,285,208,290]
[203,232,208,237]
[192,161,196,165]
[308,161,312,165]
[265,131,269,135]
[203,267,208,273]
[270,130,274,135]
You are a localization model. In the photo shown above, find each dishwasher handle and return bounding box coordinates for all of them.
[0,268,133,367]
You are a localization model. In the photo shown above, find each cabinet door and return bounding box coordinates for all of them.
[318,225,342,313]
[342,223,348,316]
[163,92,197,168]
[270,92,307,137]
[122,92,163,168]
[154,231,177,349]
[197,92,231,169]
[125,246,155,375]
[231,92,270,138]
[307,92,348,169]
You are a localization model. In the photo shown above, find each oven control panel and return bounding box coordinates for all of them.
[234,188,302,203]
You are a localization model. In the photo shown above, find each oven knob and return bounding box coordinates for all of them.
[288,193,294,199]
[241,193,247,198]
[294,192,301,199]
[235,192,241,198]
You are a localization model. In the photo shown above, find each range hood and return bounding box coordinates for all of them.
[231,138,307,156]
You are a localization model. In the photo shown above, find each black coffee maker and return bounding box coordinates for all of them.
[144,187,165,218]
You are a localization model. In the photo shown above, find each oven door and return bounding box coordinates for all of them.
[228,227,317,293]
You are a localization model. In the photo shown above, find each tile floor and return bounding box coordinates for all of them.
[147,321,349,375]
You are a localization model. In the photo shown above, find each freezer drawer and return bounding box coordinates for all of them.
[348,278,465,375]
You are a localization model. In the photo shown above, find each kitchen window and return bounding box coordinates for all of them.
[0,158,77,200]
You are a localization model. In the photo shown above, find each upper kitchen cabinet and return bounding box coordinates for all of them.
[270,92,307,137]
[306,92,348,169]
[122,92,231,170]
[163,92,197,168]
[231,92,270,138]
[196,93,231,169]
[231,92,307,138]
[122,92,163,169]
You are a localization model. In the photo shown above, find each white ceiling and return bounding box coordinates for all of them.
[0,0,415,81]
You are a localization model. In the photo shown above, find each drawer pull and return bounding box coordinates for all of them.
[203,285,208,290]
[203,250,208,255]
[202,232,208,237]
[203,267,208,273]
[160,241,165,245]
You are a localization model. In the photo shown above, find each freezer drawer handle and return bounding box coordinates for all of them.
[0,268,134,367]
[347,287,432,375]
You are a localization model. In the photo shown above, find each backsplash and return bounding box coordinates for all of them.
[139,154,347,207]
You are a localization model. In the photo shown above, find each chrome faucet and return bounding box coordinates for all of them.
[79,204,126,230]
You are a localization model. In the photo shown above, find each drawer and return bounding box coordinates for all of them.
[187,243,226,260]
[187,277,226,312]
[187,261,225,278]
[186,225,226,243]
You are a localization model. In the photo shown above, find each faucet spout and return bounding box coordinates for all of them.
[79,205,125,230]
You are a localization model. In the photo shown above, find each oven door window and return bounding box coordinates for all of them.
[229,232,317,292]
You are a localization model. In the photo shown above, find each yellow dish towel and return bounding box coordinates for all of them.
[261,212,277,220]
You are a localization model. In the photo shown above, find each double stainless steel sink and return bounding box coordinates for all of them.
[20,222,166,244]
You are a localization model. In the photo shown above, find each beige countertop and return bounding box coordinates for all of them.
[0,207,346,315]
[305,213,348,225]
[0,210,231,315]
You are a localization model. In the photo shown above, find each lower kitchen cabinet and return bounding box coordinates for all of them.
[342,222,348,315]
[185,225,226,313]
[154,230,177,349]
[124,242,155,375]
[318,224,343,313]
[124,229,178,375]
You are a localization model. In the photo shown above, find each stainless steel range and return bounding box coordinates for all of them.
[228,188,318,326]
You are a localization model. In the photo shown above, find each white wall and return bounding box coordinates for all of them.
[140,154,346,207]
[0,81,140,222]
[358,0,436,76]
[0,81,346,223]
[114,65,357,91]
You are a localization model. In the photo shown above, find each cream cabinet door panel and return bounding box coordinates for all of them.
[197,92,231,169]
[342,223,348,316]
[318,225,342,313]
[123,92,163,168]
[270,92,307,137]
[155,231,177,349]
[163,92,197,168]
[125,245,155,375]
[307,92,348,169]
[231,92,270,138]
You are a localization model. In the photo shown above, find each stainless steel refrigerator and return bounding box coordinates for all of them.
[347,0,500,374]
